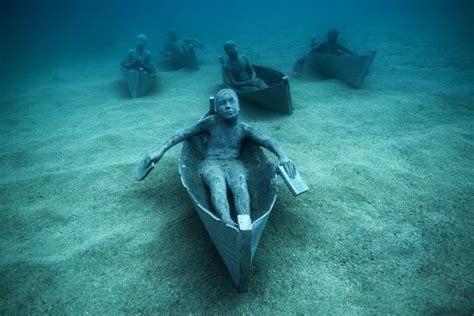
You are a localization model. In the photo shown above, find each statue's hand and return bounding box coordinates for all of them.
[148,150,164,165]
[279,158,296,179]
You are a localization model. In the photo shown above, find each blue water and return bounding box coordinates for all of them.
[1,0,472,71]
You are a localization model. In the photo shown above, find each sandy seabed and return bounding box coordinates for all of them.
[1,31,473,314]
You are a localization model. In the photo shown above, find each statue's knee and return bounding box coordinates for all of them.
[207,174,223,186]
[235,174,247,186]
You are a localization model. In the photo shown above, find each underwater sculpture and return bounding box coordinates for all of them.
[220,41,293,114]
[135,89,308,291]
[221,40,268,91]
[160,29,208,70]
[120,34,157,97]
[121,34,156,74]
[293,30,376,88]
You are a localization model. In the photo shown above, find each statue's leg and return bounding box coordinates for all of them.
[255,78,269,89]
[201,162,234,225]
[226,163,250,216]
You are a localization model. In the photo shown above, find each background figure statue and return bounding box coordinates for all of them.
[120,34,156,74]
[160,29,208,68]
[136,89,296,226]
[220,41,268,91]
[293,29,356,73]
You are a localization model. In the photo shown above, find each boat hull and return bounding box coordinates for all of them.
[120,67,157,98]
[179,130,277,291]
[164,45,200,70]
[308,50,376,87]
[226,65,293,115]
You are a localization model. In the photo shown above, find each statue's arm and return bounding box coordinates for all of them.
[245,125,296,177]
[183,38,208,52]
[142,52,154,72]
[244,56,257,81]
[121,50,135,68]
[177,41,189,54]
[147,118,211,164]
[339,43,356,55]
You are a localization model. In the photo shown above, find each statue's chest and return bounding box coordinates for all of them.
[228,59,246,72]
[133,52,145,61]
[209,126,243,148]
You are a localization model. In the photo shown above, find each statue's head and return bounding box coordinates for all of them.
[167,29,178,42]
[136,34,148,48]
[215,89,240,120]
[224,40,238,57]
[327,29,339,43]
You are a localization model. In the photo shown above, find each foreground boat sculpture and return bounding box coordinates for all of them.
[121,67,157,98]
[178,97,307,291]
[220,59,293,115]
[307,50,377,88]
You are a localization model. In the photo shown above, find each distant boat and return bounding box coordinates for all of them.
[308,50,377,88]
[163,45,200,70]
[184,45,200,70]
[178,97,306,291]
[120,67,157,98]
[220,59,293,114]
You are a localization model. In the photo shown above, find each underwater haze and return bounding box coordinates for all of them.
[1,0,473,314]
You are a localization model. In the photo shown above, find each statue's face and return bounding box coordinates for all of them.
[224,42,238,57]
[136,37,147,49]
[216,92,240,120]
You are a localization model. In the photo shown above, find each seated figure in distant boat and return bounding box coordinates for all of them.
[293,29,356,73]
[160,29,208,68]
[121,34,156,74]
[136,89,296,226]
[312,29,356,56]
[220,41,268,91]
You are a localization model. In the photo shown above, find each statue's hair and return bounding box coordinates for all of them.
[137,34,148,42]
[215,88,238,103]
[223,40,237,51]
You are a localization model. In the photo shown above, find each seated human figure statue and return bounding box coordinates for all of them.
[121,34,156,74]
[293,29,356,73]
[221,41,268,91]
[312,29,356,56]
[137,89,296,226]
[160,29,208,67]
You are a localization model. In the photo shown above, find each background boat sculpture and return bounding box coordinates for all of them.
[160,29,207,70]
[307,50,377,88]
[220,57,293,115]
[294,31,376,88]
[120,34,157,97]
[120,67,157,98]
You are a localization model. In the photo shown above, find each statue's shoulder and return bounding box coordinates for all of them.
[240,121,252,132]
[202,114,218,125]
[128,49,135,54]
